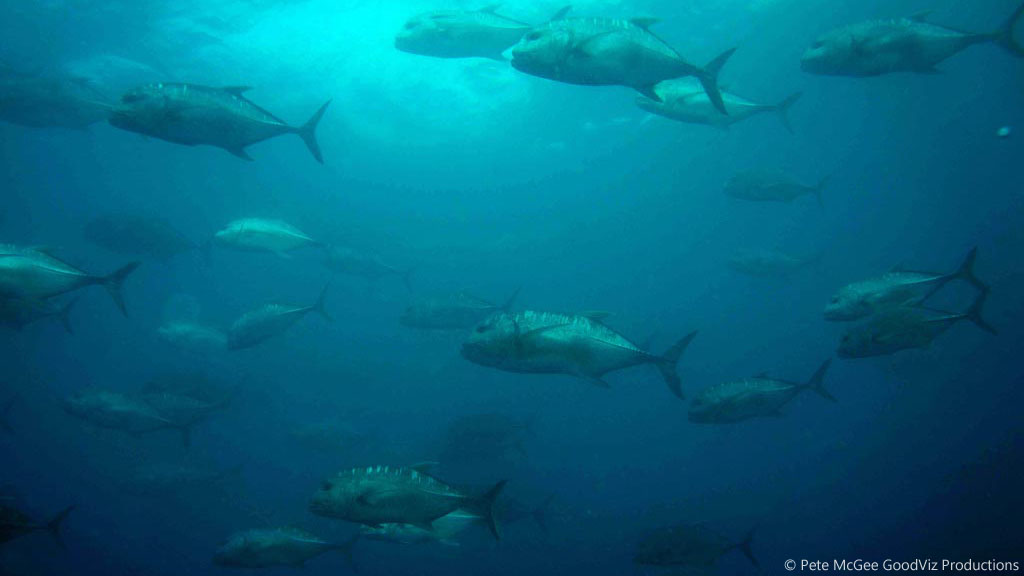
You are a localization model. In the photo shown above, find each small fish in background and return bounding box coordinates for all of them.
[322,244,412,289]
[109,83,330,163]
[461,310,697,398]
[213,528,357,570]
[727,248,821,278]
[227,284,332,351]
[634,524,758,569]
[723,169,829,207]
[824,247,988,322]
[0,244,139,316]
[510,15,736,114]
[0,503,74,548]
[208,218,324,259]
[395,5,537,61]
[801,3,1024,77]
[838,290,997,359]
[401,288,520,331]
[0,66,112,129]
[0,297,76,334]
[83,213,196,261]
[638,78,802,132]
[61,389,195,447]
[689,360,834,424]
[157,321,228,354]
[310,464,506,540]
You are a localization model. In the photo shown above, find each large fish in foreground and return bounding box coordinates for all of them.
[638,78,801,132]
[0,503,74,548]
[227,285,331,350]
[510,17,736,114]
[801,3,1024,77]
[838,291,996,358]
[825,247,987,321]
[461,310,697,398]
[214,528,357,570]
[109,83,331,163]
[689,360,834,424]
[634,524,757,568]
[211,218,323,258]
[724,169,828,207]
[395,5,540,60]
[401,288,519,330]
[310,465,506,540]
[0,245,139,316]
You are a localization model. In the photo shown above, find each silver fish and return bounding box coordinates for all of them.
[727,248,820,278]
[157,321,228,354]
[395,5,535,60]
[212,218,322,258]
[360,509,482,546]
[61,389,191,446]
[227,285,331,350]
[689,360,834,424]
[638,78,801,132]
[213,527,356,570]
[323,244,411,287]
[723,169,828,207]
[0,297,76,334]
[0,67,111,129]
[401,288,519,330]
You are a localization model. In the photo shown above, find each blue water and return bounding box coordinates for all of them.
[2,0,1023,574]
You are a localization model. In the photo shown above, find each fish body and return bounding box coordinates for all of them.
[310,465,505,539]
[510,17,735,114]
[638,78,801,131]
[689,360,833,424]
[109,83,330,162]
[83,213,194,260]
[727,249,818,278]
[214,527,354,569]
[461,310,697,397]
[0,245,138,315]
[61,390,177,435]
[213,218,321,256]
[323,245,409,286]
[395,6,531,60]
[360,509,482,545]
[0,297,75,334]
[801,5,1024,76]
[401,289,518,330]
[157,321,228,353]
[0,504,74,547]
[227,286,330,350]
[724,170,826,205]
[0,70,110,129]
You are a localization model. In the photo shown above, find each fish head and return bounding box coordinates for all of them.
[308,475,359,519]
[510,26,574,78]
[800,29,856,75]
[109,84,167,132]
[395,12,456,54]
[837,328,872,358]
[212,532,255,566]
[686,393,719,423]
[461,313,518,367]
[823,289,868,321]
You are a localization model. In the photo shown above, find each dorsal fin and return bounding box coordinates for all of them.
[479,3,501,13]
[549,5,572,22]
[222,86,253,96]
[908,10,931,22]
[630,17,660,30]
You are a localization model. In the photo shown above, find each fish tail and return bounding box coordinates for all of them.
[992,1,1024,57]
[733,526,759,567]
[43,505,75,549]
[100,261,141,317]
[297,99,331,164]
[774,91,802,134]
[655,331,698,399]
[695,47,737,115]
[953,246,989,292]
[804,359,836,402]
[470,480,507,541]
[57,297,78,335]
[963,289,998,335]
[313,283,333,321]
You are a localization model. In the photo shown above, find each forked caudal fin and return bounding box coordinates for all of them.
[655,331,698,399]
[922,247,987,303]
[803,359,836,402]
[992,1,1024,57]
[774,92,803,134]
[466,480,507,540]
[311,283,333,321]
[732,527,759,567]
[296,99,332,164]
[533,493,556,535]
[695,47,737,115]
[962,290,998,336]
[44,505,75,549]
[99,261,141,317]
[57,297,78,335]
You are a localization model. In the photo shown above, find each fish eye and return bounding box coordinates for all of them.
[525,31,542,41]
[475,325,488,334]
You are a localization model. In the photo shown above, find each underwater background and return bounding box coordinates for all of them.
[1,0,1023,574]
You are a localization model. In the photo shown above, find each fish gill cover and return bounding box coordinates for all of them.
[1,0,1023,575]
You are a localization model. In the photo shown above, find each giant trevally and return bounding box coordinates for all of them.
[724,169,828,207]
[109,83,331,163]
[0,297,76,334]
[83,213,195,261]
[0,504,74,548]
[227,285,331,350]
[727,248,820,278]
[360,509,483,546]
[510,16,736,114]
[157,321,228,354]
[322,245,412,289]
[634,524,757,568]
[689,360,834,424]
[801,3,1024,77]
[61,390,193,446]
[825,247,987,321]
[0,245,139,316]
[310,465,506,539]
[637,78,801,132]
[211,218,323,258]
[140,390,230,448]
[461,310,697,398]
[0,67,111,129]
[213,528,356,570]
[838,291,996,359]
[395,5,543,60]
[401,288,519,330]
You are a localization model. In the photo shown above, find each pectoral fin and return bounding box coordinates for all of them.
[227,147,254,161]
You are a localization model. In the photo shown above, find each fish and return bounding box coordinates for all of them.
[211,218,323,258]
[213,527,357,570]
[139,391,231,448]
[0,504,74,548]
[395,5,535,60]
[461,310,697,398]
[634,524,757,568]
[83,213,195,261]
[309,464,506,540]
[825,247,987,321]
[637,78,802,132]
[510,16,736,114]
[323,245,412,288]
[0,245,139,316]
[360,509,482,546]
[227,284,332,350]
[0,68,111,129]
[401,288,520,330]
[108,83,331,163]
[440,412,532,462]
[689,360,834,424]
[801,3,1024,77]
[723,169,828,207]
[727,249,820,278]
[838,291,996,358]
[1,395,17,434]
[61,389,194,446]
[157,321,228,354]
[0,297,76,334]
